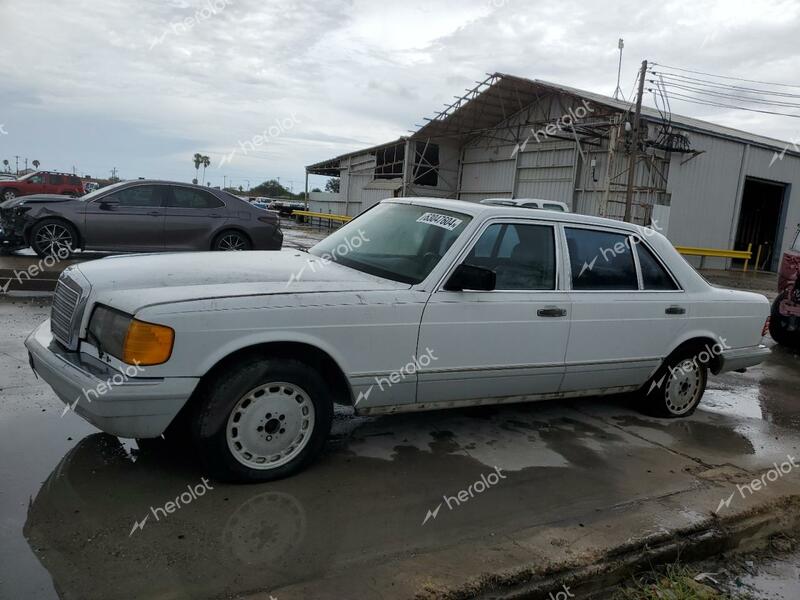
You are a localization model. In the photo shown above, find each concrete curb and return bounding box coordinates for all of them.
[472,495,800,599]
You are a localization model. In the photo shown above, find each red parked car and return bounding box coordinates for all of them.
[770,224,800,348]
[0,171,85,202]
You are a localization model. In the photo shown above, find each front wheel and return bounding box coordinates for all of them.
[30,219,77,257]
[2,188,17,202]
[192,357,333,482]
[643,350,708,418]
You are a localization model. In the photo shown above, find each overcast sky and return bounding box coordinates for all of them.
[1,0,798,191]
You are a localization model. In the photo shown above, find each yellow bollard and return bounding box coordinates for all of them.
[754,244,764,272]
[743,243,752,273]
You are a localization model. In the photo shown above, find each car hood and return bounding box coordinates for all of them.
[72,250,410,314]
[0,194,76,209]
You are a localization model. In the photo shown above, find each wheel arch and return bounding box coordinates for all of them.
[27,215,83,250]
[172,340,354,432]
[661,333,726,375]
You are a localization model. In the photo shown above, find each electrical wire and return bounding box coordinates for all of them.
[650,70,800,99]
[651,79,800,109]
[650,89,800,118]
[650,62,800,89]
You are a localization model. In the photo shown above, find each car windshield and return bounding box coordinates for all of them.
[309,203,472,284]
[793,228,800,252]
[78,181,128,201]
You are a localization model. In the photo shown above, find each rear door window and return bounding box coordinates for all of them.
[168,187,225,209]
[565,227,638,290]
[635,240,680,290]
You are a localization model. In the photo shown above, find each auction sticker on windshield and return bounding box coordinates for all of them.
[416,212,463,231]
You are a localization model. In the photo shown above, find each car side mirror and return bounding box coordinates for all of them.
[99,199,119,209]
[444,264,496,291]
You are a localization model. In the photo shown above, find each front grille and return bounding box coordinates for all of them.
[51,275,84,349]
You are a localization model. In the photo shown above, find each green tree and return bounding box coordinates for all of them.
[325,177,340,193]
[193,153,203,183]
[200,155,210,186]
[250,179,294,198]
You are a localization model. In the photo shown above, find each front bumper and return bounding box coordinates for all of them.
[717,344,771,373]
[25,320,199,438]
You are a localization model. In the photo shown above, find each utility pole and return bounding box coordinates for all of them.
[14,155,19,175]
[110,167,118,180]
[624,59,647,223]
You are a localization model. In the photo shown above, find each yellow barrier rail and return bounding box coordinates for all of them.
[291,210,352,224]
[675,243,753,271]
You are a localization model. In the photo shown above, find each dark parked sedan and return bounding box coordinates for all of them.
[0,180,283,256]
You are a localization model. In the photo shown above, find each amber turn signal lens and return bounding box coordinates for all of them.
[123,319,174,366]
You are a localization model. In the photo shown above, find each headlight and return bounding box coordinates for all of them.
[88,305,174,366]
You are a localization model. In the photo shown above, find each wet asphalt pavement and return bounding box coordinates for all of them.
[2,294,800,599]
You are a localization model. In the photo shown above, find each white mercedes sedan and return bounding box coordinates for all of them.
[26,198,770,481]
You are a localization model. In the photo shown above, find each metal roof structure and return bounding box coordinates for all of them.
[306,137,408,176]
[306,72,797,172]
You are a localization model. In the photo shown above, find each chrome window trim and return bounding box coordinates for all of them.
[433,216,563,293]
[562,223,685,294]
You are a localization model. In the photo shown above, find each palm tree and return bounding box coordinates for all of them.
[32,160,40,169]
[193,153,203,182]
[200,155,210,187]
[2,159,9,173]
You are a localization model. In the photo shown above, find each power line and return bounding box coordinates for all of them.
[651,79,800,109]
[651,70,800,99]
[650,62,800,89]
[652,89,800,119]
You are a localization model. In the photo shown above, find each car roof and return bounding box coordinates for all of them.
[384,197,645,234]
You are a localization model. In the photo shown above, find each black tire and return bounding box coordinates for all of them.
[769,293,800,348]
[191,357,333,482]
[212,230,252,251]
[30,218,78,257]
[2,188,17,202]
[642,348,708,418]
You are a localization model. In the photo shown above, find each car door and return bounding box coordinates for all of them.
[46,173,64,194]
[163,186,228,250]
[416,219,571,404]
[24,173,47,195]
[83,184,166,251]
[560,226,688,393]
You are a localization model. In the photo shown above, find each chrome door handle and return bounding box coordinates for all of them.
[537,307,567,317]
[665,306,686,315]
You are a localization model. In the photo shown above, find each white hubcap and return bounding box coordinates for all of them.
[664,359,703,415]
[226,382,315,470]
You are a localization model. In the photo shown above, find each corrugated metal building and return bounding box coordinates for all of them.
[306,73,800,271]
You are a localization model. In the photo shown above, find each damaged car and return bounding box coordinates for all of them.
[0,180,282,256]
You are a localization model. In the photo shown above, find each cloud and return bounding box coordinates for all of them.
[1,0,798,186]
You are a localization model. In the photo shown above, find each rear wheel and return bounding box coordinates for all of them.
[769,293,800,348]
[2,188,17,202]
[192,357,333,482]
[30,219,77,257]
[213,230,251,251]
[643,349,708,418]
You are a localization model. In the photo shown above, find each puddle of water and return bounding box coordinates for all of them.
[704,385,764,420]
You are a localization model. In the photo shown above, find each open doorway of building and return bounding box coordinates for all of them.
[734,177,787,272]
